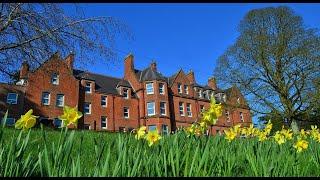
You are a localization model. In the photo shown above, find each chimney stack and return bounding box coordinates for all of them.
[19,61,29,79]
[65,51,75,70]
[124,53,134,79]
[150,60,157,71]
[208,77,217,90]
[186,70,195,84]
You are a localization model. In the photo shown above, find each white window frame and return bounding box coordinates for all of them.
[101,96,107,107]
[84,102,91,114]
[42,92,50,105]
[184,85,189,94]
[85,82,92,93]
[179,102,184,116]
[178,83,182,94]
[101,116,107,129]
[240,112,244,122]
[198,89,203,98]
[160,102,166,116]
[186,103,192,117]
[237,97,240,104]
[148,125,157,132]
[56,94,64,107]
[159,83,165,95]
[124,107,129,119]
[226,110,230,122]
[51,73,59,85]
[162,124,168,135]
[147,102,156,116]
[6,93,18,104]
[123,88,129,99]
[223,94,227,102]
[146,82,154,95]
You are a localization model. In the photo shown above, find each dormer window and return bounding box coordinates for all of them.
[184,85,188,94]
[51,73,59,85]
[146,82,154,94]
[123,88,129,99]
[198,89,202,98]
[178,83,182,94]
[223,94,227,102]
[85,82,92,93]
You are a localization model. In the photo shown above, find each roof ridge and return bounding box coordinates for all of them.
[74,69,126,81]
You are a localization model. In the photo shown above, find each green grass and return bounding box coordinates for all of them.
[1,126,320,177]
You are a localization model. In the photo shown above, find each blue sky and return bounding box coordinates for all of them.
[65,3,319,124]
[69,3,320,87]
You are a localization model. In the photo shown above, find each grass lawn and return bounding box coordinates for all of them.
[1,127,320,177]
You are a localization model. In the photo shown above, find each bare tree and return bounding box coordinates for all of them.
[214,6,320,128]
[0,3,132,81]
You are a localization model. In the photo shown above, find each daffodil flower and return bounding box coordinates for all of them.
[293,138,308,153]
[145,130,161,147]
[135,126,146,140]
[59,106,83,127]
[15,109,38,130]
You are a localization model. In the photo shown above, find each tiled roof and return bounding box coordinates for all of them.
[73,69,132,95]
[136,67,167,82]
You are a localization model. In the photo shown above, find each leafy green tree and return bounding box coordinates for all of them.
[214,6,320,130]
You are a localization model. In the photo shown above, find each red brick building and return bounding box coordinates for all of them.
[0,52,252,135]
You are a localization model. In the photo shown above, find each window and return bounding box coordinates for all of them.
[56,94,64,107]
[119,127,126,132]
[39,117,50,126]
[85,82,92,93]
[147,102,155,116]
[101,116,107,129]
[51,73,59,85]
[84,124,90,130]
[179,102,184,116]
[200,105,205,112]
[124,107,129,118]
[101,96,107,107]
[84,102,91,114]
[42,92,50,105]
[160,102,166,115]
[198,89,202,98]
[159,83,165,95]
[123,88,129,99]
[240,112,244,122]
[148,125,157,132]
[162,124,168,135]
[186,103,192,117]
[53,118,62,128]
[226,111,230,122]
[146,82,154,94]
[203,92,207,99]
[5,118,15,126]
[178,83,182,93]
[184,85,188,94]
[6,93,18,104]
[237,97,240,104]
[223,94,227,102]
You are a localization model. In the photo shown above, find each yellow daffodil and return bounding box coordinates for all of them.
[264,120,273,135]
[135,126,147,140]
[201,97,223,126]
[224,129,237,142]
[280,128,293,140]
[274,131,286,145]
[299,129,308,139]
[257,131,268,142]
[15,109,38,130]
[293,139,308,153]
[59,106,83,127]
[145,130,161,147]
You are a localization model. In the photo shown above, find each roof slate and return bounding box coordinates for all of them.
[73,69,132,95]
